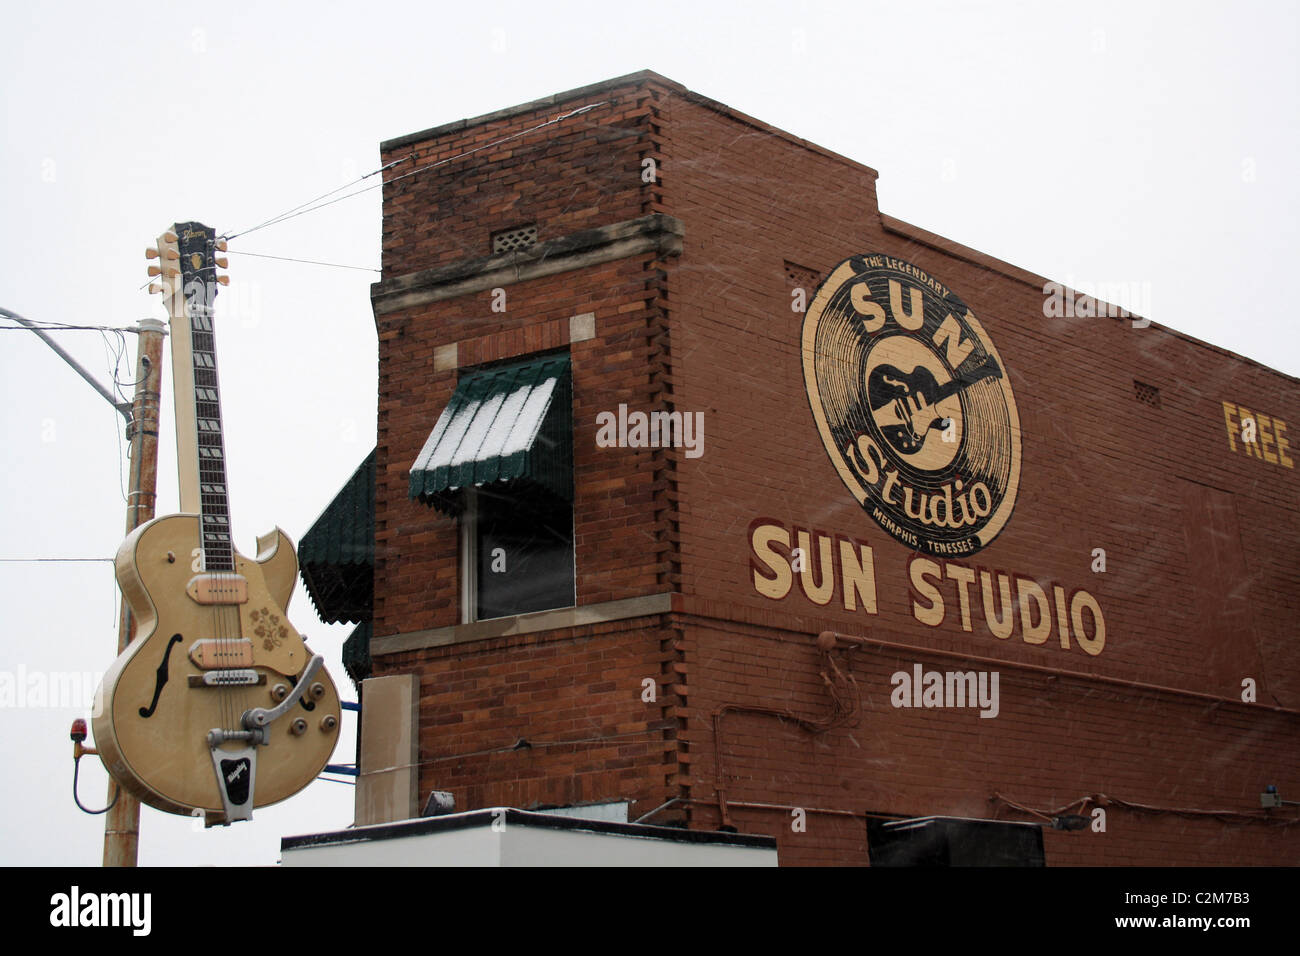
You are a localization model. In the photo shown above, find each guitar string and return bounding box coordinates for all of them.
[197,273,226,740]
[198,250,237,743]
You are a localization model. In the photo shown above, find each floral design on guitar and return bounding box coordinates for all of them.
[249,607,288,651]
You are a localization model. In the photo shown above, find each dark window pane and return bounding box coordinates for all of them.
[476,483,575,619]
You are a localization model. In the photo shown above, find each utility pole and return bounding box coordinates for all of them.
[0,307,165,868]
[102,317,166,867]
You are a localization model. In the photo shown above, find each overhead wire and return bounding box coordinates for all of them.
[225,250,380,273]
[0,321,147,333]
[223,100,608,242]
[225,155,408,241]
[119,99,612,293]
[0,557,113,563]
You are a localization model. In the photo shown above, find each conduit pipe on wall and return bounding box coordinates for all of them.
[816,630,1300,716]
[706,628,1300,835]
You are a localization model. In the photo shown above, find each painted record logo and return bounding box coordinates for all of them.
[801,254,1021,556]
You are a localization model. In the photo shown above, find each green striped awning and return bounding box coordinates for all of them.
[409,353,572,512]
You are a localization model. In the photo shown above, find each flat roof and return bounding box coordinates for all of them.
[282,806,778,852]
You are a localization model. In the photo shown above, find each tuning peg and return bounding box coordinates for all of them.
[162,230,178,242]
[146,247,159,260]
[148,282,164,294]
[214,256,228,268]
[216,275,230,286]
[148,264,161,277]
[163,247,179,260]
[214,239,228,252]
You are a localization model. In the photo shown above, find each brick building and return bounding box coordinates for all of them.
[301,71,1299,865]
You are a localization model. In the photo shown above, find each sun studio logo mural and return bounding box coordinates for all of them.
[802,254,1022,556]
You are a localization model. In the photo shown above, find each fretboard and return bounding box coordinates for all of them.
[188,287,233,573]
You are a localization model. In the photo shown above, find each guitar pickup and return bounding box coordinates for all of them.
[189,639,254,669]
[186,574,248,605]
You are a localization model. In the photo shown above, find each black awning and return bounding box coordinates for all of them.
[299,448,374,625]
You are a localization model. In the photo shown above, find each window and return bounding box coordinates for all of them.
[463,481,575,621]
[410,352,574,624]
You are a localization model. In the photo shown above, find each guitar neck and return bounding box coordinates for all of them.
[933,354,1002,405]
[190,301,234,573]
[163,222,234,573]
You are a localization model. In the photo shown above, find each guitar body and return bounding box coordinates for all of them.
[867,354,1004,455]
[92,513,340,820]
[868,363,948,454]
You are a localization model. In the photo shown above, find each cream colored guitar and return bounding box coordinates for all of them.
[92,223,340,823]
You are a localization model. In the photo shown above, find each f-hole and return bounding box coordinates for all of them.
[139,634,184,718]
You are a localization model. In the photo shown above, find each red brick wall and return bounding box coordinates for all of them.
[370,73,1300,864]
[376,617,676,819]
[372,78,682,817]
[675,613,1296,866]
[378,82,662,278]
[663,90,1299,864]
[374,257,670,634]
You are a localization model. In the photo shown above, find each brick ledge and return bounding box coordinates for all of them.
[371,591,674,654]
[372,214,684,316]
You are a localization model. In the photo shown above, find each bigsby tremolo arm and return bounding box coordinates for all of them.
[205,655,325,824]
[206,655,324,748]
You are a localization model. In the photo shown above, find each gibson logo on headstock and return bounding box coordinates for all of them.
[802,254,1022,556]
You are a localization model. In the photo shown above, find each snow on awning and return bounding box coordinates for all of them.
[409,353,572,513]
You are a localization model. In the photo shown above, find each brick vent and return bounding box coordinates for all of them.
[784,260,819,290]
[492,224,538,255]
[1134,380,1161,407]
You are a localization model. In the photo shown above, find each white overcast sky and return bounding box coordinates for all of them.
[1,0,1296,867]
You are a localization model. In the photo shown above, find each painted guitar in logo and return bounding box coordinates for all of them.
[868,352,1003,455]
[91,223,340,823]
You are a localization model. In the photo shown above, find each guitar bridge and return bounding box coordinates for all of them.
[188,669,264,688]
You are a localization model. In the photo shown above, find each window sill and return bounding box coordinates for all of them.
[370,592,674,655]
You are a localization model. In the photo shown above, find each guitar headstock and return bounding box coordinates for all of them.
[147,222,228,327]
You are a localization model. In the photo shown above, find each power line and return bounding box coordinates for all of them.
[0,322,150,334]
[226,156,408,241]
[383,100,608,191]
[225,100,608,242]
[0,558,113,563]
[226,249,380,273]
